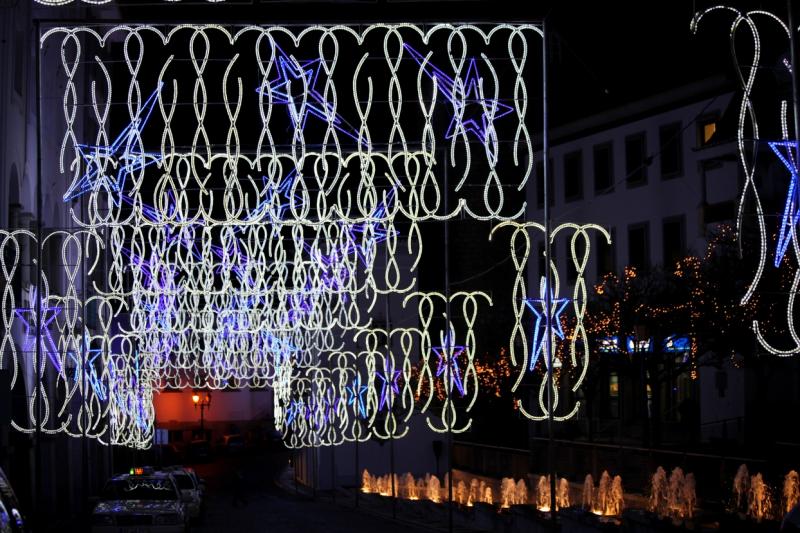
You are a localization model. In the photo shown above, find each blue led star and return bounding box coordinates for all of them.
[403,44,514,145]
[376,362,401,411]
[523,277,570,371]
[769,140,800,266]
[346,375,368,419]
[64,83,164,205]
[256,45,367,148]
[14,288,63,373]
[344,187,399,267]
[67,329,106,401]
[432,332,468,397]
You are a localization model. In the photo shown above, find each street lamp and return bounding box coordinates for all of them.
[192,391,212,438]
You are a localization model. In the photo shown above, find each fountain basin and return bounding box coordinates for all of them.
[509,505,560,533]
[560,507,620,533]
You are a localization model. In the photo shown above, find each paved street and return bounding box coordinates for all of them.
[191,451,428,533]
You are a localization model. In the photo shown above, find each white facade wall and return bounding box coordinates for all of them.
[527,90,739,291]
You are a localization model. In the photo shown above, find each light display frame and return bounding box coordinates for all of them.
[0,19,611,453]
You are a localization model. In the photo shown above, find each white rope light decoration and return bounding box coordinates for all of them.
[0,22,609,448]
[693,7,800,356]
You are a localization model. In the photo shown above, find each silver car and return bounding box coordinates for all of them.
[162,469,203,522]
[92,472,187,533]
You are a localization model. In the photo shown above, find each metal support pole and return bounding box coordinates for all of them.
[383,220,397,519]
[33,19,44,521]
[444,159,453,533]
[542,19,558,526]
[788,1,800,162]
[81,204,89,516]
[354,429,360,508]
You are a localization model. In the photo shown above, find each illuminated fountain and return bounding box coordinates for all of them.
[733,464,749,512]
[469,478,479,506]
[784,470,800,515]
[401,472,417,500]
[579,470,624,517]
[516,479,528,506]
[582,474,594,509]
[649,466,695,519]
[482,485,494,505]
[609,476,624,516]
[416,478,426,499]
[537,475,551,511]
[558,477,571,509]
[456,480,468,505]
[427,475,442,503]
[362,469,373,493]
[683,473,696,519]
[649,466,668,516]
[535,475,571,512]
[501,478,516,508]
[748,472,774,522]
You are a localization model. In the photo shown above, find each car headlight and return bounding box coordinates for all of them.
[91,514,114,525]
[154,513,182,525]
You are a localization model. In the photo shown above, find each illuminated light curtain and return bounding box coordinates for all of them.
[693,7,800,356]
[1,22,596,448]
[490,222,611,421]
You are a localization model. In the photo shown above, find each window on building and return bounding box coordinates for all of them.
[596,228,616,278]
[567,238,578,284]
[628,222,650,271]
[535,158,555,208]
[14,30,24,97]
[563,150,583,202]
[698,116,718,146]
[537,242,545,279]
[625,132,647,187]
[537,241,557,282]
[609,372,619,398]
[659,122,683,178]
[608,372,619,418]
[662,216,686,268]
[593,142,614,194]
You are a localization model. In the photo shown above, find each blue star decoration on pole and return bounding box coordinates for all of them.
[63,83,164,206]
[256,45,367,148]
[376,361,401,411]
[523,277,570,372]
[346,375,368,419]
[403,44,514,145]
[14,288,63,373]
[432,332,468,397]
[769,140,800,266]
[67,329,107,401]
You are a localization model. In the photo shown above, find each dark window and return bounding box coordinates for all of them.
[537,242,546,279]
[14,30,23,97]
[659,122,683,178]
[662,216,685,268]
[535,158,555,208]
[628,223,650,271]
[596,228,616,278]
[566,238,578,283]
[563,150,583,202]
[593,142,614,194]
[625,133,647,187]
[537,241,556,281]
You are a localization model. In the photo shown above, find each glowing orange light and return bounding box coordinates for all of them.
[192,394,200,404]
[134,467,144,475]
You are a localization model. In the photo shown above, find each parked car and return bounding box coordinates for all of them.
[0,468,26,532]
[91,471,188,532]
[161,467,203,522]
